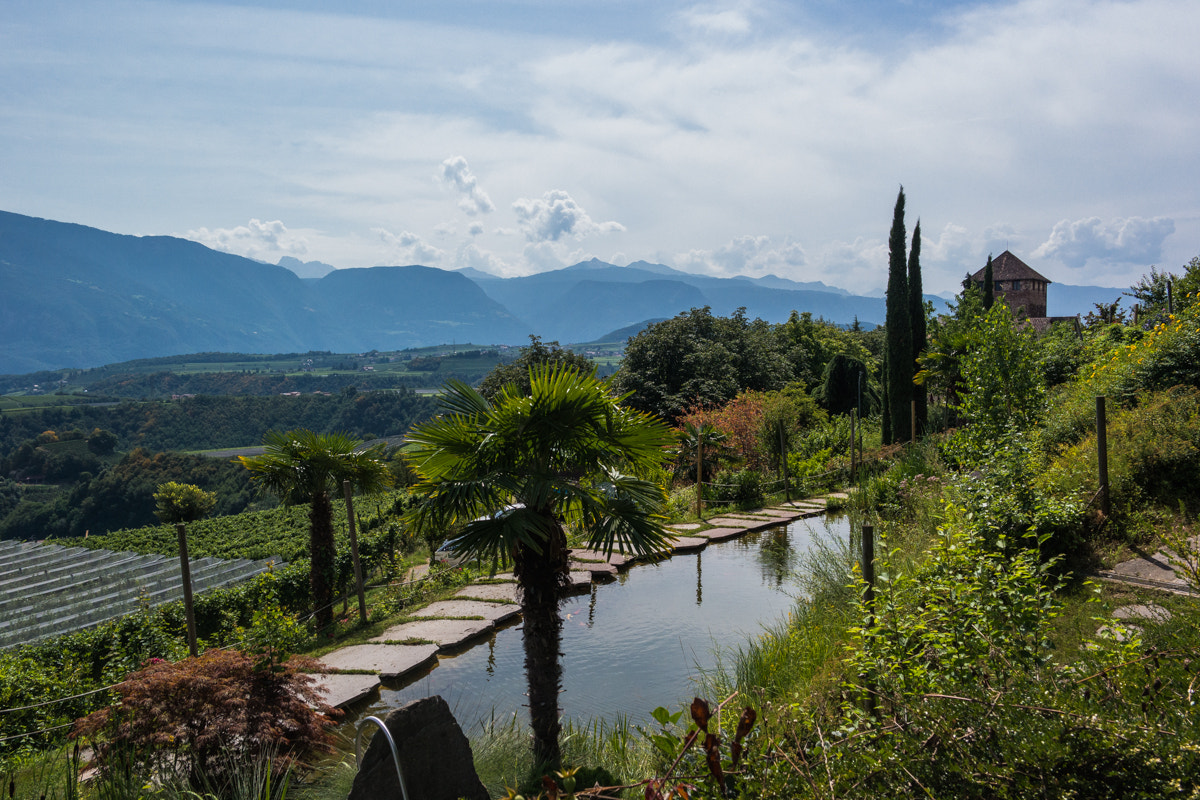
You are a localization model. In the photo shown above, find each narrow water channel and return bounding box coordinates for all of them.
[342,515,847,735]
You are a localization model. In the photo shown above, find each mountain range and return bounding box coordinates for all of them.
[0,210,1128,375]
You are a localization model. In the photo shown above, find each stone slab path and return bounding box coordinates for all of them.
[317,644,438,679]
[455,582,520,602]
[693,527,746,542]
[371,618,495,650]
[671,536,709,553]
[411,599,521,624]
[309,673,381,707]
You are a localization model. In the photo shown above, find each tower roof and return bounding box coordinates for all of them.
[970,250,1051,283]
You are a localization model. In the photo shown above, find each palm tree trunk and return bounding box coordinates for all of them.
[310,490,336,630]
[514,518,569,770]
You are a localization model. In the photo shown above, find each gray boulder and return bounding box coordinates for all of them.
[348,695,489,800]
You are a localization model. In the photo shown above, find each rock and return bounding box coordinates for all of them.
[349,695,489,800]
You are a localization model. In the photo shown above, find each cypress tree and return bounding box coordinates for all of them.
[881,347,891,445]
[983,253,995,310]
[884,187,911,444]
[908,219,927,437]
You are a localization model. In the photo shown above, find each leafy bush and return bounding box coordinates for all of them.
[72,649,338,792]
[704,469,764,509]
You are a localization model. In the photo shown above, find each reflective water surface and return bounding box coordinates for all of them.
[343,515,847,733]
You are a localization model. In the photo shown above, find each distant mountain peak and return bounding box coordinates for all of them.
[278,256,336,279]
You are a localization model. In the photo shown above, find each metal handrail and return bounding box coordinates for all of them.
[355,715,410,800]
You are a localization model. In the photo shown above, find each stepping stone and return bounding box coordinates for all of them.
[569,548,638,568]
[456,583,519,602]
[566,571,593,589]
[1107,552,1189,588]
[822,492,850,500]
[411,600,522,624]
[317,644,438,679]
[1097,624,1142,643]
[669,523,702,531]
[695,527,744,542]
[705,520,753,532]
[747,509,798,518]
[570,560,618,579]
[309,672,380,708]
[1113,604,1173,624]
[671,537,708,553]
[706,517,765,529]
[371,618,495,650]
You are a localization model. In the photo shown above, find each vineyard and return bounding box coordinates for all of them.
[0,540,283,649]
[61,489,412,562]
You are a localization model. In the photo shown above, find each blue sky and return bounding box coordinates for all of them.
[2,0,1197,294]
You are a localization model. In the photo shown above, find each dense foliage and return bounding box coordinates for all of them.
[616,307,877,423]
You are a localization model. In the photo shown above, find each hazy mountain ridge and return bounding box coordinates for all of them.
[0,210,1127,374]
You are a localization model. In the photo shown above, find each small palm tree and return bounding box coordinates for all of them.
[405,364,675,769]
[239,430,391,630]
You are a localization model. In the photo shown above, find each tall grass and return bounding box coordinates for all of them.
[470,713,657,798]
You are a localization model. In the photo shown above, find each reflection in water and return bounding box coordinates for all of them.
[758,525,797,587]
[341,515,847,736]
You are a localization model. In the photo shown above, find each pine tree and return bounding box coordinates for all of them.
[884,187,912,444]
[983,253,995,310]
[908,219,927,437]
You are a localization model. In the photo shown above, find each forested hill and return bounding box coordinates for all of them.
[0,389,440,539]
[0,389,438,457]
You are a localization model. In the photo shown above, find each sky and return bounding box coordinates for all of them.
[2,0,1197,295]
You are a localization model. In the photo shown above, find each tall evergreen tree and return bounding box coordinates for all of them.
[884,187,912,444]
[983,253,995,310]
[908,219,927,437]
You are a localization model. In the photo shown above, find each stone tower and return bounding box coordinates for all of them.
[971,250,1049,318]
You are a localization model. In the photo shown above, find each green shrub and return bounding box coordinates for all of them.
[704,469,764,509]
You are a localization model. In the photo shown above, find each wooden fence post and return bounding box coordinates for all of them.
[695,440,705,520]
[850,410,857,485]
[343,480,368,626]
[861,524,878,718]
[175,523,198,658]
[1096,397,1111,517]
[779,419,790,502]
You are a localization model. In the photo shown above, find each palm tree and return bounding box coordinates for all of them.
[239,430,391,630]
[405,364,675,769]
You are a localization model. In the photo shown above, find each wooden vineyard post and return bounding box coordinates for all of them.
[343,480,368,626]
[1096,397,1111,517]
[779,419,790,502]
[860,524,878,718]
[175,523,198,658]
[850,410,857,485]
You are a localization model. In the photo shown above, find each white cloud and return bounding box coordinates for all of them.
[184,219,308,260]
[512,189,625,243]
[1034,216,1176,269]
[454,242,511,276]
[674,234,806,278]
[467,221,484,236]
[680,4,753,36]
[438,155,495,216]
[373,227,445,265]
